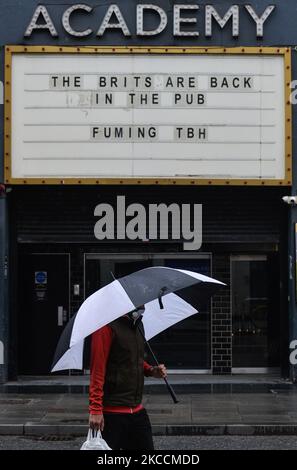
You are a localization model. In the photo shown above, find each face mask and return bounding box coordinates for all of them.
[128,307,145,324]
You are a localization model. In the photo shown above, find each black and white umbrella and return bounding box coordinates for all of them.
[51,267,225,373]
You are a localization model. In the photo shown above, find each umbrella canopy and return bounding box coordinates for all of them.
[51,267,225,372]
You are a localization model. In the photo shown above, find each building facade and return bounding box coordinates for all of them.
[0,0,296,382]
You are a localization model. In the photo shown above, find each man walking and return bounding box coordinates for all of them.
[89,306,167,450]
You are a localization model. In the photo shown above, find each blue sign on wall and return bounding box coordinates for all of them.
[34,271,47,285]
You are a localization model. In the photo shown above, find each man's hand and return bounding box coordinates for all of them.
[150,364,167,379]
[89,413,104,432]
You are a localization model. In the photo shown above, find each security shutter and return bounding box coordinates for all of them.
[12,186,286,244]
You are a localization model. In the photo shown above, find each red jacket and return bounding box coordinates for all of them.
[89,324,153,415]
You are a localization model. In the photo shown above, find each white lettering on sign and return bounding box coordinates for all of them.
[62,4,93,37]
[205,5,239,37]
[24,4,276,38]
[11,53,286,181]
[173,5,199,37]
[97,4,131,37]
[245,5,275,38]
[137,4,168,36]
[24,5,58,37]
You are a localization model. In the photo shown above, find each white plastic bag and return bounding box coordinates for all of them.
[80,429,112,450]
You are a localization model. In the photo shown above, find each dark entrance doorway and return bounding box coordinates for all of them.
[18,253,70,375]
[231,254,281,372]
[84,253,212,371]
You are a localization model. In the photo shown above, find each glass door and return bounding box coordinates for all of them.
[231,255,280,372]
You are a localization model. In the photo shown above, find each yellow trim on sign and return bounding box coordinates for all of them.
[4,45,292,186]
[4,46,12,185]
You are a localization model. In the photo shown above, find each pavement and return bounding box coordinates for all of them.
[1,374,297,437]
[3,435,297,450]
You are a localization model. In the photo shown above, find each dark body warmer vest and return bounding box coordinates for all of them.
[103,317,145,407]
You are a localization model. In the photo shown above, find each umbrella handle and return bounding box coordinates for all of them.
[163,377,179,404]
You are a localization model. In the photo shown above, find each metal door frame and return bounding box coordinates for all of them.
[30,252,71,324]
[19,252,71,376]
[230,254,280,375]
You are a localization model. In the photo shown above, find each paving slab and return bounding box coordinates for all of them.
[241,415,293,424]
[0,425,24,435]
[0,376,297,435]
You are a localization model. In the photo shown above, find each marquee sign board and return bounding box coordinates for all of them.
[4,46,292,186]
